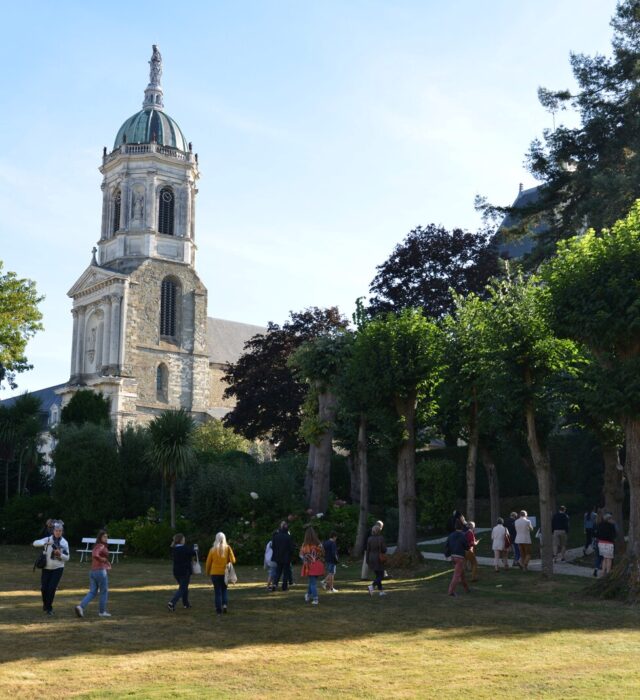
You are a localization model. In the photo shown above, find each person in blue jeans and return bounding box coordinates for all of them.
[168,533,197,612]
[75,529,112,618]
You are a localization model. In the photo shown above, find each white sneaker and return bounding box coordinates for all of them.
[75,605,84,618]
[98,612,112,617]
[311,599,319,605]
[304,594,310,602]
[367,585,374,596]
[379,591,387,597]
[321,581,327,590]
[329,588,339,593]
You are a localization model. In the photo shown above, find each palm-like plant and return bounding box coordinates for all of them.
[147,409,195,529]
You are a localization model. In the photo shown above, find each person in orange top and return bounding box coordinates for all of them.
[205,532,236,616]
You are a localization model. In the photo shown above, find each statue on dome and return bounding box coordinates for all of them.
[149,45,162,86]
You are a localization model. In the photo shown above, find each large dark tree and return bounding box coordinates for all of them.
[61,389,111,428]
[483,1,640,262]
[223,307,348,455]
[367,225,498,319]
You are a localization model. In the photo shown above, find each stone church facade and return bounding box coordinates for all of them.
[55,46,264,431]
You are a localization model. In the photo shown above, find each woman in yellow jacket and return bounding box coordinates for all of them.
[205,532,236,616]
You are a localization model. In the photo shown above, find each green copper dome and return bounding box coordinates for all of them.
[113,108,187,151]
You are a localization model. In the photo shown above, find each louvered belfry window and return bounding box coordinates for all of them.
[158,186,175,235]
[160,278,178,338]
[112,189,121,235]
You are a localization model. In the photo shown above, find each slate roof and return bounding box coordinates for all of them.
[0,384,65,430]
[207,317,266,366]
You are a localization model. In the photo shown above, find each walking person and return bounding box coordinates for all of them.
[322,531,339,592]
[491,517,510,571]
[505,511,519,567]
[75,529,112,618]
[366,523,387,597]
[205,532,236,616]
[264,539,277,591]
[167,533,197,612]
[552,505,570,562]
[584,507,597,555]
[446,520,470,597]
[595,512,617,576]
[33,520,70,616]
[300,527,325,605]
[464,521,480,582]
[515,510,534,571]
[271,521,295,592]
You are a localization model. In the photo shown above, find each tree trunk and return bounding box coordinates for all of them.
[623,418,640,559]
[4,459,8,504]
[524,400,554,577]
[169,480,176,529]
[308,390,337,514]
[304,444,316,505]
[395,393,418,555]
[480,445,500,527]
[17,452,23,497]
[602,444,626,554]
[465,395,479,522]
[353,415,369,557]
[348,451,360,504]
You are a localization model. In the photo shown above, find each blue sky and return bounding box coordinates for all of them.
[1,0,618,397]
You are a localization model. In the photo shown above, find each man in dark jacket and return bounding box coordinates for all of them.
[504,511,519,567]
[271,521,295,591]
[551,506,570,562]
[446,521,469,597]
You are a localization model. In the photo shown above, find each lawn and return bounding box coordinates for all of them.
[1,545,639,699]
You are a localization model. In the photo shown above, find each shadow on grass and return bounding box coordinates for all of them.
[1,545,638,665]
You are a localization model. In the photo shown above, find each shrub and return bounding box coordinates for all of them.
[0,494,58,543]
[128,521,179,558]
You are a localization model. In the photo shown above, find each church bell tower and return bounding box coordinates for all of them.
[62,46,210,429]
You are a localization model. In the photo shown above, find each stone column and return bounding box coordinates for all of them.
[100,184,108,239]
[74,306,87,378]
[101,297,112,374]
[69,308,79,379]
[109,294,122,369]
[148,178,157,231]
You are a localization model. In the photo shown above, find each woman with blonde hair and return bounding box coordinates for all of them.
[300,526,325,606]
[205,532,236,616]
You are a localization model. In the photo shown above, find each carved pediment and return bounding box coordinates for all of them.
[67,265,129,299]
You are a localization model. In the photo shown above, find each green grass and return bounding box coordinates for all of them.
[1,545,640,698]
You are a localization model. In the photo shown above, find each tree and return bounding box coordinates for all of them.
[61,389,111,427]
[354,308,444,557]
[223,307,348,454]
[290,332,351,513]
[0,260,43,389]
[52,422,123,533]
[192,419,251,455]
[543,202,640,593]
[484,274,581,577]
[0,394,42,501]
[147,409,195,529]
[483,2,640,262]
[367,225,498,319]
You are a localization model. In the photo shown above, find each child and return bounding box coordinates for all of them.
[264,539,277,591]
[322,531,339,592]
[167,533,197,612]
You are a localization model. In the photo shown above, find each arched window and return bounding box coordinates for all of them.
[160,277,179,338]
[156,363,168,402]
[158,186,175,235]
[112,189,121,235]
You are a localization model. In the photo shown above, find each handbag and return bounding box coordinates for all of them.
[224,562,238,585]
[34,545,47,571]
[191,547,202,575]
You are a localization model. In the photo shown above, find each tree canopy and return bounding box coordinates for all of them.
[223,307,349,454]
[61,389,111,428]
[485,1,640,262]
[367,224,498,318]
[0,261,43,390]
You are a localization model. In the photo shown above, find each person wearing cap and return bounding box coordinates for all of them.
[551,506,570,562]
[33,520,70,616]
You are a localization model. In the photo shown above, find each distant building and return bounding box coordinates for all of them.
[494,184,548,260]
[1,47,264,436]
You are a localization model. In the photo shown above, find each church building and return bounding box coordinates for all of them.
[3,46,264,443]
